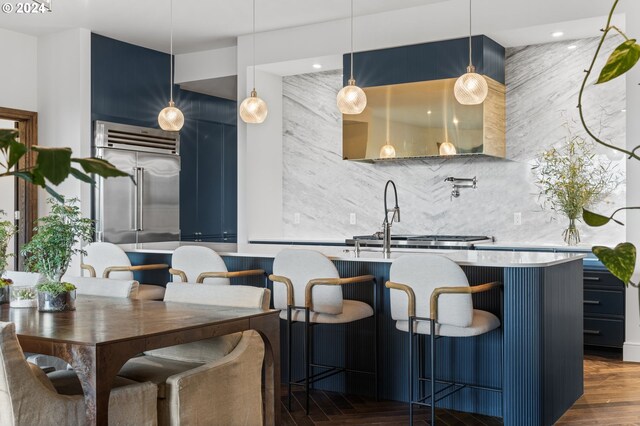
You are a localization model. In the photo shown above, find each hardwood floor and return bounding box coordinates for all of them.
[280,353,640,425]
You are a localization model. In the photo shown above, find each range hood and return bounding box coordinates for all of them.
[341,35,506,162]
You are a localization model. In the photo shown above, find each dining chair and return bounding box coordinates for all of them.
[169,245,266,286]
[66,276,140,298]
[269,248,378,414]
[81,242,167,300]
[386,254,502,425]
[117,283,271,426]
[0,321,158,426]
[1,270,44,286]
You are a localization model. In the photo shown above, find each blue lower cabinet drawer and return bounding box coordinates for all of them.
[584,317,624,348]
[584,270,624,288]
[584,289,624,316]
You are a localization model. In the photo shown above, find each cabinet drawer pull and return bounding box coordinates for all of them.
[584,276,601,282]
[584,300,601,305]
[584,329,601,335]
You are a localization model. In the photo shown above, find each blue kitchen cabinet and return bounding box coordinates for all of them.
[222,125,237,242]
[180,120,237,242]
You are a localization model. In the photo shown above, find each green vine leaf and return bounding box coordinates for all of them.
[32,146,72,185]
[596,39,640,84]
[593,243,637,285]
[69,167,95,184]
[72,158,131,180]
[583,208,624,227]
[7,140,27,169]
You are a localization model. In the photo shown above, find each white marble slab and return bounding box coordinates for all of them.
[281,37,626,247]
[119,242,585,268]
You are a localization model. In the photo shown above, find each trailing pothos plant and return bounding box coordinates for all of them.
[0,128,128,201]
[579,0,640,288]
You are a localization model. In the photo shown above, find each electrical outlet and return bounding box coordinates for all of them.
[514,212,522,226]
[293,213,300,224]
[349,213,357,225]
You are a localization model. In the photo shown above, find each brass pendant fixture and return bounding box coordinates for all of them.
[454,0,488,105]
[158,0,184,131]
[337,0,367,114]
[240,0,268,124]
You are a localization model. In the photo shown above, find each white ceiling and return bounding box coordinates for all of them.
[0,0,447,54]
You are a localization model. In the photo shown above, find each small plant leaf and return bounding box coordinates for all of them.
[593,243,637,285]
[597,39,640,84]
[0,128,18,148]
[69,167,95,184]
[7,140,27,169]
[72,158,130,179]
[44,185,64,202]
[32,146,72,185]
[583,209,612,227]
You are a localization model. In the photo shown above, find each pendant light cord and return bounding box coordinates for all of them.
[468,0,472,67]
[169,0,174,102]
[350,0,354,80]
[252,0,256,91]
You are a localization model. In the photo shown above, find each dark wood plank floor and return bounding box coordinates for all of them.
[280,353,640,425]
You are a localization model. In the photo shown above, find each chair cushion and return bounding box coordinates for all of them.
[136,284,166,300]
[163,283,271,310]
[280,299,373,324]
[144,333,242,363]
[395,309,500,337]
[47,369,142,395]
[64,276,139,299]
[118,356,202,399]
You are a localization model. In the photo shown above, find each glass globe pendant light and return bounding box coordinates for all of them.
[337,0,367,114]
[454,0,488,105]
[379,142,396,159]
[158,0,184,131]
[240,0,268,124]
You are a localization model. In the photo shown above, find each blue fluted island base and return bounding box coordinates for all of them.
[122,242,584,425]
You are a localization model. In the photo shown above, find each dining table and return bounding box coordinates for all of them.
[0,295,281,426]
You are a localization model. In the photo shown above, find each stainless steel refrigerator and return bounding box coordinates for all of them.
[93,121,181,244]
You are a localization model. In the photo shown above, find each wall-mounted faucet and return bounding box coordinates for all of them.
[445,176,477,200]
[382,180,400,259]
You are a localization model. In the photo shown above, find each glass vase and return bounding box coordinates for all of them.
[562,218,581,246]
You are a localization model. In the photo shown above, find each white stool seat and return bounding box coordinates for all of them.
[138,284,166,300]
[396,309,500,337]
[280,299,373,324]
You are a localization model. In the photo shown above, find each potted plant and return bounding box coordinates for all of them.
[0,210,17,304]
[21,197,93,312]
[533,124,621,245]
[9,286,37,308]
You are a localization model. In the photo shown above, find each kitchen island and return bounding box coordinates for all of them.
[121,241,585,426]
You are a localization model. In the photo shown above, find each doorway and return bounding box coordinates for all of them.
[0,107,38,271]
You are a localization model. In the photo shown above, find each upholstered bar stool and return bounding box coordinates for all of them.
[81,242,168,300]
[386,254,502,425]
[269,248,377,414]
[169,245,266,286]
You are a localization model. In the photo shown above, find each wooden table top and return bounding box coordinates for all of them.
[0,295,276,346]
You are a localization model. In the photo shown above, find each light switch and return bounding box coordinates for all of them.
[350,213,357,225]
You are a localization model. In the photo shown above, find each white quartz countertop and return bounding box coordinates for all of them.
[120,241,586,268]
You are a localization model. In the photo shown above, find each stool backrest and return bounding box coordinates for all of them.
[83,242,133,280]
[164,283,270,310]
[272,249,342,315]
[390,254,473,327]
[1,271,44,286]
[65,276,139,299]
[171,246,229,285]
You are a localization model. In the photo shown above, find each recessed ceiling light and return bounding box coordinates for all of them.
[453,118,459,124]
[621,109,627,113]
[552,31,564,38]
[312,63,322,69]
[567,45,577,50]
[427,110,432,115]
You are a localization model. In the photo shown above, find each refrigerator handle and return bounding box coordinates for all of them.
[132,167,139,231]
[138,167,145,231]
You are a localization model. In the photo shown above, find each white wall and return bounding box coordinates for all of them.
[0,28,38,111]
[175,46,237,84]
[621,1,640,363]
[37,28,92,276]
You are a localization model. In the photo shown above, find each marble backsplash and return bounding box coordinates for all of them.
[282,37,626,246]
